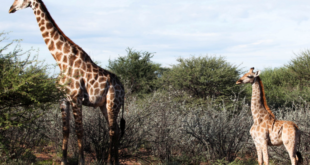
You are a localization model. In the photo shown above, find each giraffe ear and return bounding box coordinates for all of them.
[254,70,261,77]
[249,67,255,73]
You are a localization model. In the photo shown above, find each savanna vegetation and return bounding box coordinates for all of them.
[1,32,310,165]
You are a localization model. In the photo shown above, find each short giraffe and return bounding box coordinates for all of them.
[9,0,125,165]
[236,67,303,165]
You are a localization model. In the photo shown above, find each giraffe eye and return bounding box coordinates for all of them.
[247,75,254,78]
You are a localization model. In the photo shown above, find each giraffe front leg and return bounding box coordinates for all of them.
[254,142,263,165]
[71,102,85,165]
[60,99,70,165]
[261,141,269,165]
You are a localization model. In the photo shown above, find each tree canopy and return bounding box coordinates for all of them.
[162,55,241,99]
[107,48,162,95]
[0,32,62,129]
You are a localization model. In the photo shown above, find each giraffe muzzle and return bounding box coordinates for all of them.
[236,80,243,84]
[9,6,16,13]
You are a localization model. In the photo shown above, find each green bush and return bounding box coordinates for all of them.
[107,48,163,95]
[286,49,310,87]
[0,32,62,162]
[161,55,242,105]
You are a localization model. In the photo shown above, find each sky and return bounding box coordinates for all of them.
[1,0,310,73]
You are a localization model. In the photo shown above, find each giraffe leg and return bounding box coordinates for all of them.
[283,130,298,165]
[71,102,85,165]
[60,99,70,165]
[254,142,263,165]
[108,114,120,165]
[261,141,269,165]
[99,106,109,163]
[105,104,120,165]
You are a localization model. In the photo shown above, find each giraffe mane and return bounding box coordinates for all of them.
[38,0,105,69]
[38,0,84,53]
[257,77,275,119]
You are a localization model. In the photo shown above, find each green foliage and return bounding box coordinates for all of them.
[162,55,241,100]
[0,32,62,129]
[286,49,310,87]
[0,32,63,162]
[107,48,162,95]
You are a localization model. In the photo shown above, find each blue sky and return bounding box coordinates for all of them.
[1,0,310,72]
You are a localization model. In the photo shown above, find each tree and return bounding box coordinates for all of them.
[0,32,63,162]
[162,55,241,100]
[286,49,310,88]
[107,48,162,95]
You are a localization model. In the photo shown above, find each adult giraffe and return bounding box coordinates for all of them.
[8,0,125,164]
[236,67,302,165]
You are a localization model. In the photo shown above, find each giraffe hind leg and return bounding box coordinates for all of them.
[71,102,85,165]
[283,127,298,165]
[60,99,70,165]
[105,105,120,165]
[107,116,120,165]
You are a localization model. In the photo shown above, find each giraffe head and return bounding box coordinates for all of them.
[236,67,261,84]
[9,0,34,13]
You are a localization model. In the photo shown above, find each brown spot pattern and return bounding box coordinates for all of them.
[64,43,70,54]
[54,33,59,40]
[48,40,55,51]
[42,31,49,38]
[94,82,99,88]
[55,52,62,61]
[56,41,63,50]
[69,56,76,66]
[89,80,95,85]
[44,39,50,44]
[74,59,82,68]
[63,56,68,63]
[87,64,92,72]
[50,29,57,38]
[81,63,86,71]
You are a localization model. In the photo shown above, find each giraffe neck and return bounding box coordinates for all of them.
[31,0,91,71]
[251,77,275,124]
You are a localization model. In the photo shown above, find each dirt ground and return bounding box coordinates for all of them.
[34,146,141,165]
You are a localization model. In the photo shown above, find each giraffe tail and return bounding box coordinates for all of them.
[120,101,126,140]
[296,128,303,164]
[296,151,303,164]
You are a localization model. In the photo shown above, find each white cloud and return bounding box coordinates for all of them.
[1,0,310,72]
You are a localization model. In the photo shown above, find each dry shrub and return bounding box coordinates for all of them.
[40,93,310,164]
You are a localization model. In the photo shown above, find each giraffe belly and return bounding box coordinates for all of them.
[82,93,106,107]
[268,130,283,146]
[268,137,283,146]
